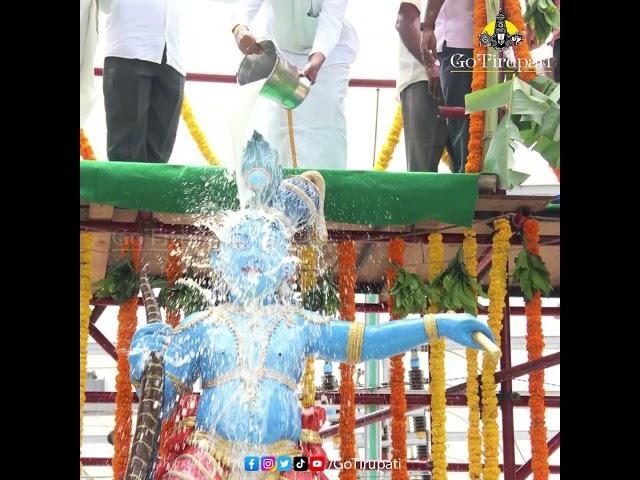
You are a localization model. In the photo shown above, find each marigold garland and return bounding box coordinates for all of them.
[387,238,408,480]
[462,230,482,480]
[181,96,221,166]
[80,232,93,464]
[481,218,512,480]
[337,241,357,480]
[300,245,318,294]
[427,232,447,480]
[165,239,183,328]
[504,0,537,82]
[465,0,488,174]
[337,241,356,322]
[80,128,96,160]
[552,168,560,182]
[373,104,403,171]
[386,239,405,313]
[523,218,549,480]
[300,245,319,408]
[113,237,141,480]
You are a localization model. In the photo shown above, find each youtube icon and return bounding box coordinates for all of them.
[309,456,326,472]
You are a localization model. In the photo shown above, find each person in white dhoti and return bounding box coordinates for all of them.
[80,0,99,126]
[232,0,359,170]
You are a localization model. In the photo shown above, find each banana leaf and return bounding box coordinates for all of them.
[465,76,560,188]
[483,116,530,190]
[525,0,560,44]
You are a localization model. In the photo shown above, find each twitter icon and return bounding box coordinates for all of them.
[276,455,293,472]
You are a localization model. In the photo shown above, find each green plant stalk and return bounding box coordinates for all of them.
[482,0,501,163]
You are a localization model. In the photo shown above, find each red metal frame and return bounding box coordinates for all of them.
[501,287,517,479]
[83,390,558,409]
[89,323,118,362]
[79,218,560,246]
[516,432,560,480]
[476,247,493,280]
[446,352,560,395]
[438,106,467,118]
[90,296,559,317]
[90,304,106,324]
[94,67,396,89]
[92,67,472,118]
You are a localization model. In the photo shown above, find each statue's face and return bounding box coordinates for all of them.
[213,211,293,302]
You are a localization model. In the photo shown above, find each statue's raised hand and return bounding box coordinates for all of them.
[129,323,173,383]
[436,313,496,350]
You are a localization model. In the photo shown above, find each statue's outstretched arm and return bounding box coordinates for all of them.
[303,311,495,363]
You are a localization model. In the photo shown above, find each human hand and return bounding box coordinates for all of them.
[300,52,326,85]
[420,28,438,70]
[234,25,263,55]
[427,64,441,98]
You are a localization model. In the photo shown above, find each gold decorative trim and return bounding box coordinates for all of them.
[202,368,297,391]
[166,372,190,394]
[164,471,197,480]
[171,416,197,434]
[138,412,158,426]
[173,308,216,332]
[300,428,323,445]
[424,314,439,343]
[346,322,365,364]
[281,181,319,221]
[187,430,301,467]
[211,310,286,402]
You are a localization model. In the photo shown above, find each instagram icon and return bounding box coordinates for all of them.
[261,456,276,471]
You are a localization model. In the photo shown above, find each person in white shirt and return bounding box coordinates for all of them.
[99,0,188,163]
[80,0,99,126]
[232,0,359,170]
[396,0,449,172]
[420,0,474,172]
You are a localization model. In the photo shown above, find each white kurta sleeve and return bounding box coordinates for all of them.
[310,0,348,59]
[98,0,118,14]
[232,0,266,29]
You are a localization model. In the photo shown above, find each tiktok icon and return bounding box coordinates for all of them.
[293,456,309,471]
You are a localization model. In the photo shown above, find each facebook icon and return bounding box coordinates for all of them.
[244,456,260,471]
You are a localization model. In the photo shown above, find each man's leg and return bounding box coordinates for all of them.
[438,45,473,172]
[103,56,154,162]
[147,50,185,163]
[400,81,448,172]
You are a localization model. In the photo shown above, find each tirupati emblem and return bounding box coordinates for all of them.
[479,9,524,52]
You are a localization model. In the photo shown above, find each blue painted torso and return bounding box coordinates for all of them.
[166,307,315,444]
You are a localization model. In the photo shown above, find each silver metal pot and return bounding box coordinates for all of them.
[237,40,311,110]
